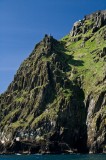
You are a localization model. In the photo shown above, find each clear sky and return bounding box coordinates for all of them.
[0,0,106,93]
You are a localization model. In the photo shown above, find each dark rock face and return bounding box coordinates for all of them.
[101,47,106,57]
[0,35,88,153]
[0,10,106,154]
[86,91,106,153]
[1,140,73,154]
[85,10,106,27]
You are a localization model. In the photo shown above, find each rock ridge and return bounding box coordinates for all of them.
[0,10,106,154]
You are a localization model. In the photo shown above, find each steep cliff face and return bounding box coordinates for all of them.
[68,10,106,153]
[0,10,106,154]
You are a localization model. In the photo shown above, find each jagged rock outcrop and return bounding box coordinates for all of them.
[0,10,106,154]
[70,10,106,41]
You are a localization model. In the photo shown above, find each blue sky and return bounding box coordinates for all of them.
[0,0,106,93]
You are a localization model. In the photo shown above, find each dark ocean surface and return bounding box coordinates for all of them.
[0,154,106,160]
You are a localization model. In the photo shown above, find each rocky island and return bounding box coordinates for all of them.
[0,10,106,154]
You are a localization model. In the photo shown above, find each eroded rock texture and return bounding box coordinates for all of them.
[0,10,106,154]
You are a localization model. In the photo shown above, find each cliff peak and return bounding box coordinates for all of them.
[70,10,106,37]
[0,10,106,154]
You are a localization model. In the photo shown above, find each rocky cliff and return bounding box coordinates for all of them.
[0,10,106,154]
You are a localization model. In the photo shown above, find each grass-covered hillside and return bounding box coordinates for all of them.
[0,10,106,154]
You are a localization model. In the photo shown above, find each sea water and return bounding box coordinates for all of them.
[0,154,106,160]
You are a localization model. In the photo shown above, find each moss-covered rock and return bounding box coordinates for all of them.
[0,10,106,154]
